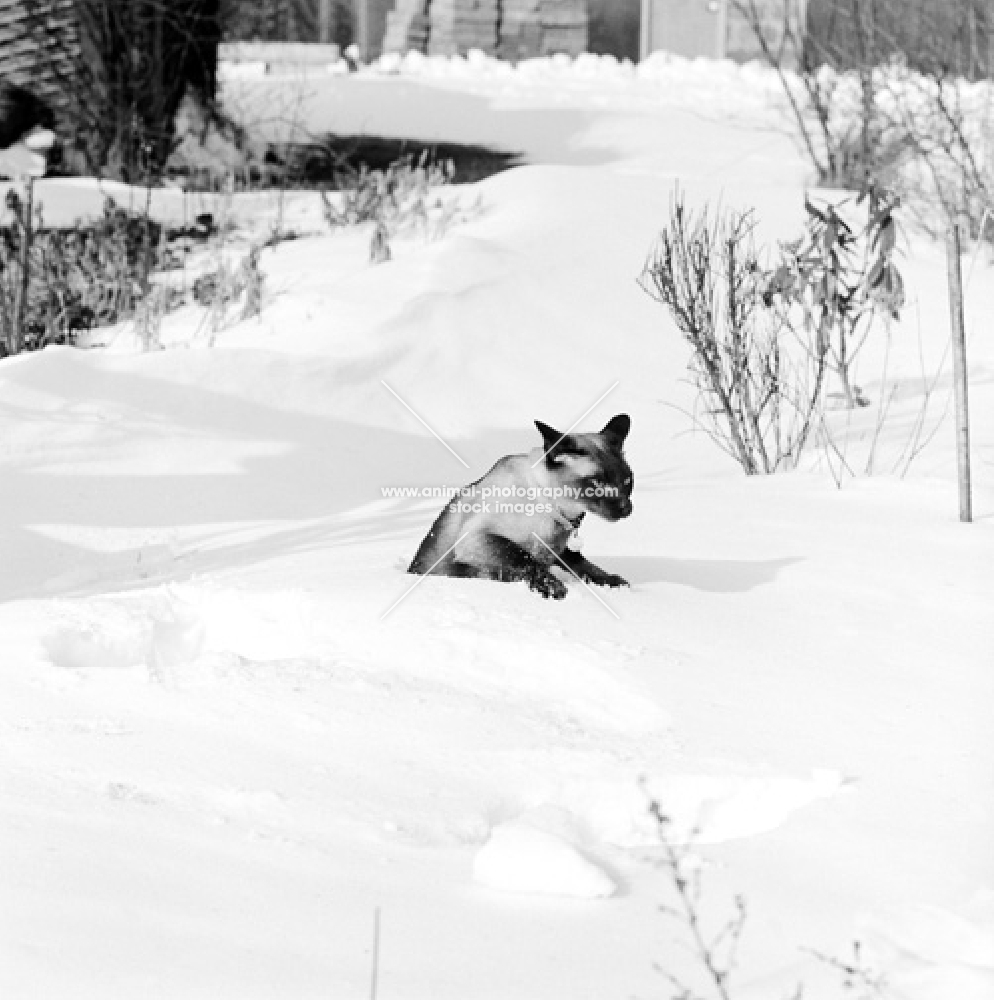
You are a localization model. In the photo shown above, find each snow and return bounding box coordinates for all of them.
[860,896,994,1000]
[1,53,992,1000]
[472,820,617,898]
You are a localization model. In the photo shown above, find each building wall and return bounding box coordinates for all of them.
[725,0,804,63]
[805,0,990,78]
[223,0,397,57]
[587,0,639,60]
[362,0,395,58]
[642,0,803,63]
[223,0,351,45]
[645,0,722,60]
[643,0,990,75]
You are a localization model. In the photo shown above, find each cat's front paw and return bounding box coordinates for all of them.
[528,571,568,600]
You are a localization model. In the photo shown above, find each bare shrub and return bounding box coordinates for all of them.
[736,0,993,234]
[320,154,467,262]
[0,193,165,355]
[648,799,749,1000]
[646,795,888,1000]
[640,195,826,475]
[875,64,994,238]
[808,941,890,1000]
[322,155,454,227]
[729,0,868,188]
[766,185,905,411]
[193,244,265,332]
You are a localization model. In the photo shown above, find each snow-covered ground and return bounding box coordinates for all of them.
[1,54,992,1000]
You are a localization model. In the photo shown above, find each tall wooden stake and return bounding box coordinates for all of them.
[945,218,973,523]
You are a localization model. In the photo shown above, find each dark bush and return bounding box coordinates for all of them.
[0,196,164,354]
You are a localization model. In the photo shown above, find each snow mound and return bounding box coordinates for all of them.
[40,586,211,682]
[148,587,207,684]
[392,627,666,735]
[34,581,666,735]
[42,600,150,672]
[543,770,849,848]
[359,48,786,116]
[473,820,616,899]
[861,895,994,1000]
[639,770,848,845]
[367,48,776,89]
